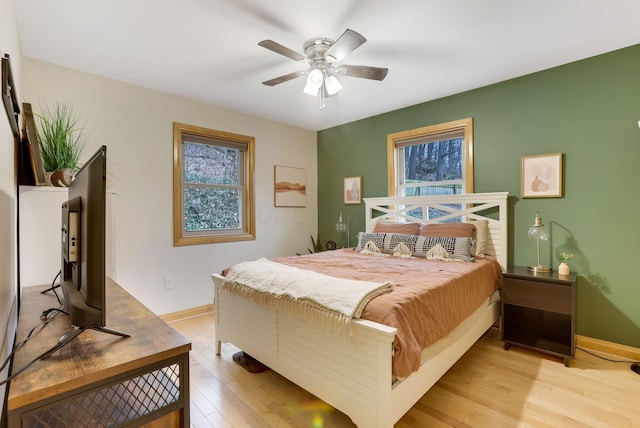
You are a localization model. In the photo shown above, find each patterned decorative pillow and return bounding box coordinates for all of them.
[356,232,475,262]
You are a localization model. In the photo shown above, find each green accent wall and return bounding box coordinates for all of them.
[318,44,640,347]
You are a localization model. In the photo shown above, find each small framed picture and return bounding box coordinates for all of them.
[521,153,563,198]
[2,54,20,138]
[274,165,306,207]
[21,103,47,186]
[344,176,362,204]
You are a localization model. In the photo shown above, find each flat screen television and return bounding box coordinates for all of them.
[58,145,128,347]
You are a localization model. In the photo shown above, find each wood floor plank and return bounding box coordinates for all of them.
[170,314,640,428]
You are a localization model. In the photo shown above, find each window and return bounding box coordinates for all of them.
[387,117,474,197]
[173,122,255,245]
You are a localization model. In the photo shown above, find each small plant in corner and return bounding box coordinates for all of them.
[297,235,324,255]
[309,235,324,253]
[559,252,574,262]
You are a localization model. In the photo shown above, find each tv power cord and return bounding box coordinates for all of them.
[0,307,66,386]
[577,346,640,374]
[40,270,63,306]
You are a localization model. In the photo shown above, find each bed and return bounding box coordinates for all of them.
[210,192,508,427]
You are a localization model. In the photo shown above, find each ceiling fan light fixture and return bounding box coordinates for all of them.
[259,29,387,108]
[324,74,342,95]
[303,68,323,96]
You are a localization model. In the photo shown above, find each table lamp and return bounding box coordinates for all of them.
[527,211,551,273]
[335,213,350,248]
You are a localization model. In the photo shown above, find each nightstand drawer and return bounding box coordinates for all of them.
[502,278,572,314]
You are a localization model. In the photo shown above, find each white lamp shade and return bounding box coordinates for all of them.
[303,68,323,96]
[324,74,342,95]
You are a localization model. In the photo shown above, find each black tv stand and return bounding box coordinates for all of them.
[42,326,130,360]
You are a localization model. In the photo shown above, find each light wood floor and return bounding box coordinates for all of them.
[169,313,639,427]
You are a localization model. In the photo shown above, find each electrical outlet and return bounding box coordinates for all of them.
[164,276,174,290]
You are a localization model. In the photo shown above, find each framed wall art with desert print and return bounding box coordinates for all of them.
[274,165,306,207]
[521,152,563,198]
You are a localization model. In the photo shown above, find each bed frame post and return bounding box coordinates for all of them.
[212,274,222,355]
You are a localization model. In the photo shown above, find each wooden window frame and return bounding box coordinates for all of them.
[387,117,474,197]
[173,122,255,246]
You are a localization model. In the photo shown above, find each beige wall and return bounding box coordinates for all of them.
[0,0,21,416]
[21,58,317,315]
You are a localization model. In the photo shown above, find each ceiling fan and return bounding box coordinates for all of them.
[258,29,388,109]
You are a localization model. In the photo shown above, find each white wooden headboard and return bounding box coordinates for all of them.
[364,192,509,269]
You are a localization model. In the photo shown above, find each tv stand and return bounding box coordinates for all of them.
[8,279,191,427]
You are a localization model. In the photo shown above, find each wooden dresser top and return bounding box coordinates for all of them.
[8,278,191,409]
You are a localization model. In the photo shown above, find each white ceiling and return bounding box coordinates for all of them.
[14,0,640,131]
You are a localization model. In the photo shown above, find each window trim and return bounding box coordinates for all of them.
[173,122,255,246]
[387,117,474,196]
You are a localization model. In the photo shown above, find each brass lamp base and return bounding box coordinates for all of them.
[527,265,552,273]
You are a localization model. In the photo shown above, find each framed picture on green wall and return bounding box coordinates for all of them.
[521,153,563,198]
[344,176,362,204]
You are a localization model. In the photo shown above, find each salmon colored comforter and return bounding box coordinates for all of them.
[270,249,502,377]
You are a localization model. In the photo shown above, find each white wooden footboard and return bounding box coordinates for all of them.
[212,273,397,427]
[212,273,500,427]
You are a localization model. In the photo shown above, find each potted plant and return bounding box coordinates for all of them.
[37,102,85,186]
[558,252,573,275]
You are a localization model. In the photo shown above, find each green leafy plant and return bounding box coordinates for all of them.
[559,252,574,262]
[309,235,323,253]
[37,102,86,172]
[297,235,324,255]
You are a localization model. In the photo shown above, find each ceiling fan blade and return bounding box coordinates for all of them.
[258,40,306,62]
[339,65,388,81]
[325,29,367,62]
[262,71,305,86]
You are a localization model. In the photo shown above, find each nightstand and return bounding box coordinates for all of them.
[501,266,576,366]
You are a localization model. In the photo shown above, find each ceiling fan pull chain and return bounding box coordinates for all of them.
[318,86,326,110]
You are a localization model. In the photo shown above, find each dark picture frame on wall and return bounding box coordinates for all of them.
[2,53,20,138]
[20,103,47,186]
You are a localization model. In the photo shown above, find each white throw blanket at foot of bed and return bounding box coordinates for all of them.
[222,258,393,336]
